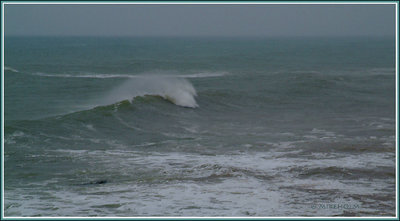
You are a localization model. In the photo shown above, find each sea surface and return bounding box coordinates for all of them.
[4,36,396,216]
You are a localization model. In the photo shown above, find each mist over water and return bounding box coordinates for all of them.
[4,37,395,217]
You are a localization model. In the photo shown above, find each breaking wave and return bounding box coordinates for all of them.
[103,75,198,108]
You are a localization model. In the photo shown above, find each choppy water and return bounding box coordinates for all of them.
[4,37,396,216]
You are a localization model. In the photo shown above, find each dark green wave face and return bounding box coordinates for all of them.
[4,37,395,216]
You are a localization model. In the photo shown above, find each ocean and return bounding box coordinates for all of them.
[4,36,396,216]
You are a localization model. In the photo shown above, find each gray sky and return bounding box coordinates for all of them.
[4,4,396,37]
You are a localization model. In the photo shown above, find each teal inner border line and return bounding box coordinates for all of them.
[0,1,399,3]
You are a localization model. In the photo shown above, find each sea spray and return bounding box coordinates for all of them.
[104,75,198,108]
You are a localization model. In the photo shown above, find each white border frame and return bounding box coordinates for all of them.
[1,1,398,220]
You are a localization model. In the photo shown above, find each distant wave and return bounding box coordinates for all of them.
[366,68,395,76]
[4,66,19,73]
[31,71,227,79]
[181,72,227,78]
[33,72,131,78]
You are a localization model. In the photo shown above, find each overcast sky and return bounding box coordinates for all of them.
[4,4,396,37]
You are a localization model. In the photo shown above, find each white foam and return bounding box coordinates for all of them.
[4,131,25,144]
[84,124,96,131]
[5,145,395,217]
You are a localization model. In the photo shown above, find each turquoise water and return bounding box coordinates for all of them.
[4,37,396,216]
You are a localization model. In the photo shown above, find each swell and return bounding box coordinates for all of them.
[51,94,190,120]
[4,97,170,148]
[5,94,187,133]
